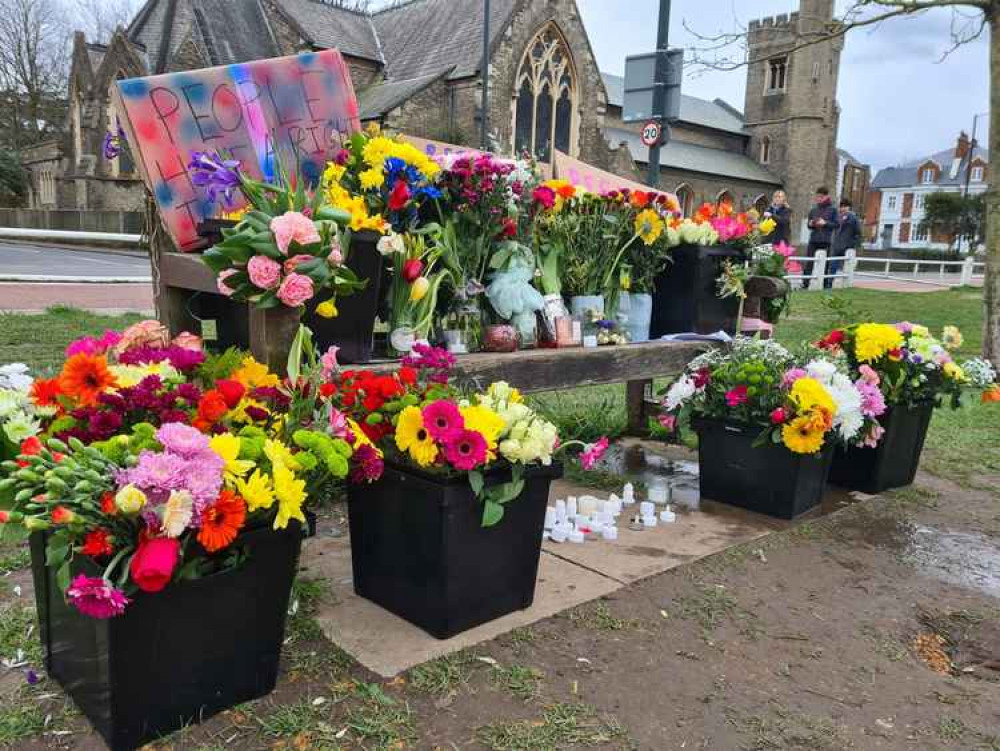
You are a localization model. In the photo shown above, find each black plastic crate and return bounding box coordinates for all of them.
[347,461,562,639]
[829,402,934,494]
[694,418,833,519]
[650,244,744,336]
[30,522,304,751]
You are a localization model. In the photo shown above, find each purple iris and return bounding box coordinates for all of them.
[103,132,121,160]
[188,151,242,207]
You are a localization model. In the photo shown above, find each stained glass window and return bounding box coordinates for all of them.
[512,25,578,159]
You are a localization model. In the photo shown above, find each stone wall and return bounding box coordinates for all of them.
[656,167,777,213]
[385,77,453,142]
[0,208,145,234]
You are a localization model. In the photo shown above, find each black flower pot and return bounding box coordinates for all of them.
[828,402,934,494]
[694,418,833,519]
[347,461,562,639]
[29,522,304,751]
[650,244,745,336]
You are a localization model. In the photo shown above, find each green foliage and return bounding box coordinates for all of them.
[0,151,28,207]
[198,347,247,382]
[919,192,984,249]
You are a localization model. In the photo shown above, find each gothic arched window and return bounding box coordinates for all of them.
[512,25,578,161]
[675,184,694,217]
[717,190,734,209]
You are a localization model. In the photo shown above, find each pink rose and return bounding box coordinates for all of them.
[328,237,343,267]
[247,255,282,290]
[270,211,320,255]
[658,414,677,432]
[277,273,315,307]
[172,331,203,351]
[114,320,170,355]
[217,268,238,297]
[283,254,313,274]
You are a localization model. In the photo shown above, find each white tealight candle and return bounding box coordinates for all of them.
[640,501,655,517]
[550,527,568,543]
[568,529,585,543]
[622,483,635,505]
[648,484,668,505]
[579,496,598,515]
[642,515,658,528]
[660,507,676,524]
[544,507,557,530]
[602,526,618,541]
[567,497,578,517]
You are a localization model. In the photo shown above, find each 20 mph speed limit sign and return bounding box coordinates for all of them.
[640,121,662,147]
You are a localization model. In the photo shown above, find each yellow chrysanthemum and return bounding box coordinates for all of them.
[782,416,827,454]
[232,356,280,389]
[210,433,255,483]
[943,361,966,382]
[854,323,904,363]
[635,208,664,246]
[460,404,506,457]
[236,469,275,512]
[272,463,306,530]
[395,406,438,467]
[264,438,300,471]
[359,168,385,190]
[323,162,346,186]
[789,377,836,416]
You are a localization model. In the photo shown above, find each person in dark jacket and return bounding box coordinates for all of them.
[803,187,837,289]
[762,189,792,247]
[829,198,862,289]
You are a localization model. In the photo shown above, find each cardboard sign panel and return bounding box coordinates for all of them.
[114,50,361,251]
[553,150,677,204]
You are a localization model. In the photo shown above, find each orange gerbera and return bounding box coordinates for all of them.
[30,377,64,408]
[58,354,117,406]
[197,490,247,553]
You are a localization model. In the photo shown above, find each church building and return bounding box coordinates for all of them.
[25,0,845,243]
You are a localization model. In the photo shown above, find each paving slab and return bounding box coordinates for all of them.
[302,534,620,678]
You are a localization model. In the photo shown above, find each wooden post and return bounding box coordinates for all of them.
[626,379,652,436]
[960,256,975,286]
[844,248,857,288]
[808,250,827,291]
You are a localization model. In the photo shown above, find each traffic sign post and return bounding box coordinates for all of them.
[640,121,663,148]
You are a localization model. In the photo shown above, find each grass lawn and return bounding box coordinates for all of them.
[1,290,996,484]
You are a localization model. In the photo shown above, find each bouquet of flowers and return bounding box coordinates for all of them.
[324,343,606,525]
[816,322,995,408]
[661,338,877,454]
[191,152,365,313]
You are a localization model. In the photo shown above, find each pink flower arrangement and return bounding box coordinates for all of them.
[270,211,320,255]
[277,273,315,307]
[725,385,749,407]
[711,216,750,243]
[66,575,130,619]
[248,255,282,289]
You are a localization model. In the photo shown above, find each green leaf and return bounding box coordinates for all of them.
[481,500,504,528]
[469,471,484,496]
[315,206,352,225]
[55,561,71,594]
[250,239,283,258]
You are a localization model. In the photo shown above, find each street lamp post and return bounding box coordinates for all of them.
[646,0,672,188]
[480,0,491,151]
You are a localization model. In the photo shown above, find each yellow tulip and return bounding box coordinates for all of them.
[759,217,776,235]
[316,300,339,319]
[410,276,430,302]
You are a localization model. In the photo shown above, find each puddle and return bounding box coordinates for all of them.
[908,525,1000,598]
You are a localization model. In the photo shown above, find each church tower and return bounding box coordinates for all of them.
[744,0,843,242]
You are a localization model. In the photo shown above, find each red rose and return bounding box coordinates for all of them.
[402,258,424,283]
[198,391,229,424]
[319,383,336,398]
[388,180,411,211]
[129,535,180,593]
[215,379,246,409]
[770,408,787,424]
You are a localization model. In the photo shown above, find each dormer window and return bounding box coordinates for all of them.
[767,57,787,92]
[760,136,771,164]
[920,168,935,185]
[971,165,984,182]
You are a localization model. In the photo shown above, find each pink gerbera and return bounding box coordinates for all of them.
[580,436,610,470]
[421,400,464,442]
[66,575,130,619]
[443,430,488,471]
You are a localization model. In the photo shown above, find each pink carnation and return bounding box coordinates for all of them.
[247,255,282,290]
[217,268,238,297]
[66,575,130,619]
[277,273,315,307]
[321,345,340,380]
[861,423,885,449]
[270,211,320,255]
[580,436,610,470]
[782,368,807,388]
[858,364,880,385]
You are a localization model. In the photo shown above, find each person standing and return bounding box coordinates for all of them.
[803,187,837,289]
[830,198,862,290]
[762,189,792,246]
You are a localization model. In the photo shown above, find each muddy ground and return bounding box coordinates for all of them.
[2,468,999,751]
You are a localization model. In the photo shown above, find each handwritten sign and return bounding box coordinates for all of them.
[553,150,676,204]
[114,50,361,251]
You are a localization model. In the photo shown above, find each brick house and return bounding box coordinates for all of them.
[29,0,845,232]
[868,132,989,250]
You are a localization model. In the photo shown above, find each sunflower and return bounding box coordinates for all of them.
[58,353,117,406]
[197,490,246,552]
[395,406,438,467]
[635,209,664,246]
[782,416,826,454]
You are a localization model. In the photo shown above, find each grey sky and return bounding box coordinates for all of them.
[576,0,990,171]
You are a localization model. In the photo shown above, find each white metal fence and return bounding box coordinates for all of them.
[786,249,986,290]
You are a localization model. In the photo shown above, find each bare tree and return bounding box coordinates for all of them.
[0,0,71,150]
[688,0,1000,366]
[72,0,141,45]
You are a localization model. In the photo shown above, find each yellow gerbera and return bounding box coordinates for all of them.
[789,377,836,416]
[209,433,255,483]
[273,463,306,530]
[395,406,438,467]
[232,356,280,389]
[782,416,826,454]
[854,323,904,363]
[236,469,275,512]
[460,404,506,459]
[635,209,664,246]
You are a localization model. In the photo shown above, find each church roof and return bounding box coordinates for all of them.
[605,126,781,185]
[192,0,280,65]
[601,73,747,136]
[358,69,453,120]
[280,0,382,62]
[372,0,517,80]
